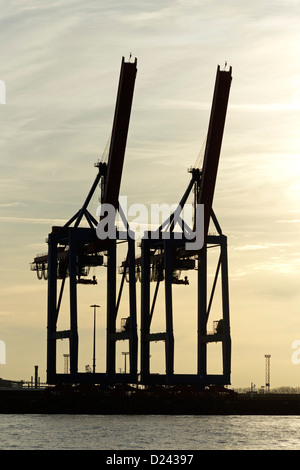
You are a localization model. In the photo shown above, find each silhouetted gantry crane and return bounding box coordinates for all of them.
[31,58,232,388]
[31,57,138,385]
[137,66,232,385]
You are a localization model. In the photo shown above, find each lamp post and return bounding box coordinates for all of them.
[122,351,130,373]
[265,354,271,393]
[90,304,100,373]
[63,353,70,374]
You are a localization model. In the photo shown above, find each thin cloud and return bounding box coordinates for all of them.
[277,219,300,224]
[0,202,27,207]
[231,103,300,112]
[145,99,300,112]
[0,216,67,225]
[234,243,289,251]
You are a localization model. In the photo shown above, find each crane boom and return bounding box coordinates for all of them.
[102,57,137,210]
[198,65,232,240]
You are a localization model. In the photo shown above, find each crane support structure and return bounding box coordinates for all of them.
[31,60,233,390]
[31,57,138,385]
[139,65,232,387]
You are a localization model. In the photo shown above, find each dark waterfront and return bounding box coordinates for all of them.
[1,386,300,415]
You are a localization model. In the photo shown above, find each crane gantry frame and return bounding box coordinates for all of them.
[137,65,232,386]
[31,59,232,388]
[32,57,138,385]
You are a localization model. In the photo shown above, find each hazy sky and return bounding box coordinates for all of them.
[1,0,300,389]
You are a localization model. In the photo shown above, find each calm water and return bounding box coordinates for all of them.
[0,414,300,450]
